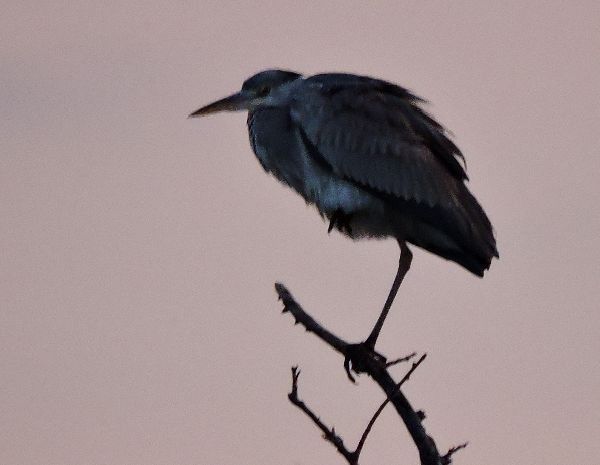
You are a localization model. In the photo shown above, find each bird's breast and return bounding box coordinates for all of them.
[247,108,389,238]
[248,108,314,195]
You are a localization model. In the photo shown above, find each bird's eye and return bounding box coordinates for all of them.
[257,86,270,97]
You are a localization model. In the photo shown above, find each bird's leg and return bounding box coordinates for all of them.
[364,241,412,349]
[343,242,412,382]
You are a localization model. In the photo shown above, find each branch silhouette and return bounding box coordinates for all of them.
[276,283,466,465]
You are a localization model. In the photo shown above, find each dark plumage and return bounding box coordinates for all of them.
[190,69,498,346]
[290,72,498,275]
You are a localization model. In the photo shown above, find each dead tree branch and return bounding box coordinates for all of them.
[276,282,466,465]
[288,366,358,464]
[354,353,427,459]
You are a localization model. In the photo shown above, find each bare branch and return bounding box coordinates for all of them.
[441,443,468,465]
[355,354,427,458]
[354,393,389,459]
[276,283,346,353]
[276,283,448,465]
[386,351,417,368]
[288,355,429,464]
[396,354,427,389]
[288,366,358,464]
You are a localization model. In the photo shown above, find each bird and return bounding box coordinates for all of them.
[189,69,498,351]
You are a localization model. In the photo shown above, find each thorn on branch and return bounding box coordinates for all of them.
[276,282,292,313]
[275,282,348,353]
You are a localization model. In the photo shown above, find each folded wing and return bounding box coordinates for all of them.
[291,74,498,273]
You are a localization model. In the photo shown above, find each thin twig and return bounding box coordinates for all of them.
[275,283,447,465]
[441,443,469,465]
[396,354,427,389]
[288,355,428,464]
[353,395,388,459]
[288,367,357,464]
[355,354,427,458]
[276,283,346,353]
[386,351,417,367]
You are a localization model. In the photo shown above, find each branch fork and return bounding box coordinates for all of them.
[276,282,467,465]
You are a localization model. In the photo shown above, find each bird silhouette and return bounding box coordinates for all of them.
[190,69,498,350]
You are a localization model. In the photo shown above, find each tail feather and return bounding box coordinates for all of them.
[391,185,498,276]
[452,185,498,264]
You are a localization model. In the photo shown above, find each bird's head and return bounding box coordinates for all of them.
[188,69,302,118]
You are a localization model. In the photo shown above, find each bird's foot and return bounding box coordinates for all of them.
[343,342,387,383]
[328,210,353,235]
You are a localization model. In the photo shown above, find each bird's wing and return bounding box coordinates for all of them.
[291,76,468,208]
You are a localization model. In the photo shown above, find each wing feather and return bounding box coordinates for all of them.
[290,75,498,265]
[292,82,463,208]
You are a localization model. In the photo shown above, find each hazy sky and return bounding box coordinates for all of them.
[2,2,599,464]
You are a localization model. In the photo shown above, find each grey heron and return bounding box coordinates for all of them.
[190,69,498,351]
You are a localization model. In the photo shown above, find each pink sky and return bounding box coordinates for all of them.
[2,2,599,464]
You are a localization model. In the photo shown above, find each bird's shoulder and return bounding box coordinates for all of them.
[303,73,421,101]
[293,73,468,182]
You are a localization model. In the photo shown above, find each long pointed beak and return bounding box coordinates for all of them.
[188,91,252,118]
